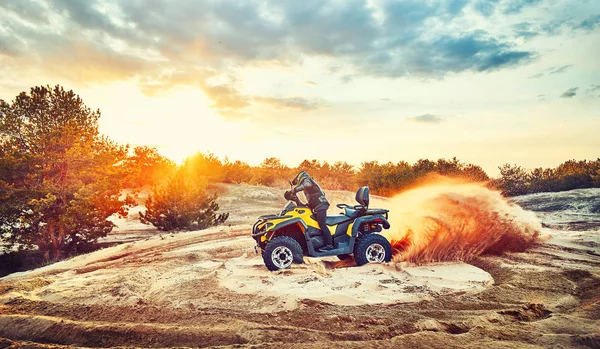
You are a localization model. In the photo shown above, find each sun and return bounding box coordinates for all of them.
[90,82,252,164]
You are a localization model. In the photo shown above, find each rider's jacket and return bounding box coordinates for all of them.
[291,175,330,212]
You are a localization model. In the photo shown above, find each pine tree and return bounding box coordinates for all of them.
[0,85,133,260]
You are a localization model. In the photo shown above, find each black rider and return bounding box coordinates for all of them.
[288,171,333,251]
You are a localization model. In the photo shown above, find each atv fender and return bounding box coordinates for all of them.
[351,215,391,237]
[262,218,309,254]
[266,217,307,234]
[252,215,294,237]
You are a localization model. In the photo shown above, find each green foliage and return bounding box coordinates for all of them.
[124,146,176,189]
[491,159,600,196]
[250,157,291,187]
[181,152,227,183]
[0,85,133,260]
[292,159,356,190]
[139,171,228,231]
[493,164,529,196]
[355,157,489,196]
[323,161,356,190]
[223,159,252,184]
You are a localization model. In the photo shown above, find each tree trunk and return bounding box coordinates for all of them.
[47,221,64,261]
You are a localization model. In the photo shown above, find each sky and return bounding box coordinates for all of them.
[1,0,599,176]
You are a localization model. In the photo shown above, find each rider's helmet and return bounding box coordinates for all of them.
[292,171,310,185]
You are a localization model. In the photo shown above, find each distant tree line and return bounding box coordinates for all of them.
[129,148,600,199]
[73,143,600,202]
[172,155,490,196]
[490,160,600,196]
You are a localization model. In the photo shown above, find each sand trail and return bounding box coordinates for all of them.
[1,225,493,313]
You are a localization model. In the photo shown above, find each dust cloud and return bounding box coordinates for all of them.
[381,176,543,264]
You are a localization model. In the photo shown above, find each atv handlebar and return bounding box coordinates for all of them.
[284,190,304,207]
[284,190,294,201]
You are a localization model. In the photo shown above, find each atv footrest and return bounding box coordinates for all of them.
[312,247,351,257]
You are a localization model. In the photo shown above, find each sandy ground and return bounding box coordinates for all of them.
[0,226,493,311]
[0,184,599,348]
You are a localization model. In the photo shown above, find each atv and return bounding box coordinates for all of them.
[252,184,393,271]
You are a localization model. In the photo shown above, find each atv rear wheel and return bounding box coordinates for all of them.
[262,236,304,271]
[354,234,392,266]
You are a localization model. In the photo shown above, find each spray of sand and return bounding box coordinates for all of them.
[380,176,543,264]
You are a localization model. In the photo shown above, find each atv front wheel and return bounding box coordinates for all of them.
[262,236,304,271]
[354,234,392,266]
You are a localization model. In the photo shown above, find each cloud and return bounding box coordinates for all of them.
[254,96,325,111]
[512,20,565,40]
[203,84,251,111]
[528,64,573,79]
[560,87,578,98]
[1,0,52,25]
[588,85,600,92]
[574,14,600,31]
[549,65,573,74]
[0,0,570,113]
[472,0,499,17]
[471,0,545,17]
[503,0,543,15]
[583,85,600,98]
[341,75,355,84]
[0,1,537,75]
[408,114,443,123]
[358,31,535,78]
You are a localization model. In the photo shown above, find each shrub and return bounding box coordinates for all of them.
[139,172,229,231]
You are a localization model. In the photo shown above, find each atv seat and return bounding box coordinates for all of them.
[325,215,352,226]
[342,207,361,219]
[309,213,353,226]
[335,186,372,217]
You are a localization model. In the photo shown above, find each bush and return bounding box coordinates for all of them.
[491,159,600,196]
[139,172,229,231]
[250,157,291,187]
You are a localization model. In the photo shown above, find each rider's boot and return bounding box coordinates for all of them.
[319,244,334,251]
[319,231,334,251]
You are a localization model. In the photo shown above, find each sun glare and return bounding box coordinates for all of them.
[87,82,252,164]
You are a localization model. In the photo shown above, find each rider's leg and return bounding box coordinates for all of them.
[315,208,333,249]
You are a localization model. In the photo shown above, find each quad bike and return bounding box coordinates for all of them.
[251,184,393,271]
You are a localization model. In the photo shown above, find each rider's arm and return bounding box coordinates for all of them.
[290,177,313,194]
